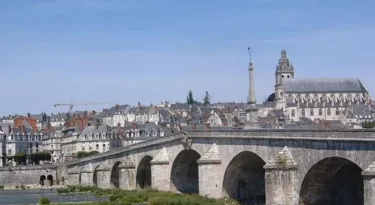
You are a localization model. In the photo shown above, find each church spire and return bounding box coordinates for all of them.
[244,47,260,129]
[247,47,256,105]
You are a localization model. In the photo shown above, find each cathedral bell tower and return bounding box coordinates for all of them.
[275,49,294,109]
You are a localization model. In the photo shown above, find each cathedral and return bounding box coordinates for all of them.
[265,49,370,123]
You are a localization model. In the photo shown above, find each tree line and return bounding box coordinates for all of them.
[186,90,211,105]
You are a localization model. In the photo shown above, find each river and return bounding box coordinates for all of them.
[0,189,108,205]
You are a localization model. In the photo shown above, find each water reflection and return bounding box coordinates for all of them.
[0,189,107,205]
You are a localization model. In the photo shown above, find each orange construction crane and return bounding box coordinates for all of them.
[54,100,115,112]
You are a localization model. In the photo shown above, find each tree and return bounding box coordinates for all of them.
[77,151,100,159]
[203,91,211,105]
[187,90,195,104]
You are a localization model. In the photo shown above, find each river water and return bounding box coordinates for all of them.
[0,189,108,205]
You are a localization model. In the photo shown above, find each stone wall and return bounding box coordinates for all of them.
[63,129,375,205]
[0,165,57,186]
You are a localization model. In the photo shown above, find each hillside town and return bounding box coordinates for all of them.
[0,50,373,166]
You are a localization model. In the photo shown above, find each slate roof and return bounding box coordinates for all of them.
[81,125,110,134]
[347,104,373,119]
[283,78,368,93]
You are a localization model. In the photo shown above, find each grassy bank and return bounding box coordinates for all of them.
[55,185,239,205]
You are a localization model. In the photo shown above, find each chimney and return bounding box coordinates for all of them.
[8,125,11,133]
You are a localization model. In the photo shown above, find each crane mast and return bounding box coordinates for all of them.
[53,101,115,112]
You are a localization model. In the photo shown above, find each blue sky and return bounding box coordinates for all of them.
[1,0,374,116]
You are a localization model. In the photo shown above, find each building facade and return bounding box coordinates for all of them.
[267,50,370,124]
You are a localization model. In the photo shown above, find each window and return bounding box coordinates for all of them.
[301,109,305,117]
[319,108,323,116]
[291,109,295,117]
[96,144,99,150]
[310,109,314,116]
[336,108,340,115]
[327,108,331,116]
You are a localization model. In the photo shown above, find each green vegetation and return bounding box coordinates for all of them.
[186,90,195,105]
[15,185,19,189]
[362,121,375,128]
[203,91,211,105]
[0,185,4,190]
[13,153,27,165]
[39,197,51,204]
[56,185,239,205]
[77,151,100,159]
[11,152,51,165]
[20,184,26,190]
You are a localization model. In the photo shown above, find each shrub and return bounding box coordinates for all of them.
[39,197,50,204]
[13,153,26,165]
[20,184,26,189]
[30,152,51,165]
[27,186,31,189]
[0,185,4,190]
[15,185,19,189]
[77,151,100,159]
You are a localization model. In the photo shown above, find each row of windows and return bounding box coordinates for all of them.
[291,108,342,117]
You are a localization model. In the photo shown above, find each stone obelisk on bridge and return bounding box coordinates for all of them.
[244,47,260,129]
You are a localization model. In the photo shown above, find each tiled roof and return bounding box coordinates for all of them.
[283,78,368,93]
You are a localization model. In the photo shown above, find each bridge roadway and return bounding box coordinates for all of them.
[64,129,375,205]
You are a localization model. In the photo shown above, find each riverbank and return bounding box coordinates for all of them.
[53,185,240,205]
[0,184,65,190]
[0,188,107,205]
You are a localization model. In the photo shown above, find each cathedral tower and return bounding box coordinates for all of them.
[275,49,294,109]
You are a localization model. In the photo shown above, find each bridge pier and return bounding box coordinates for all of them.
[150,149,170,191]
[80,171,94,186]
[197,143,222,199]
[264,147,299,205]
[96,168,111,189]
[362,162,375,205]
[67,167,80,185]
[119,162,136,190]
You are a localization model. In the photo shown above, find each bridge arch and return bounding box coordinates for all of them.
[222,151,266,204]
[136,155,153,189]
[299,157,363,205]
[92,165,100,186]
[39,175,46,186]
[47,175,53,186]
[170,149,201,194]
[110,161,121,188]
[78,167,84,184]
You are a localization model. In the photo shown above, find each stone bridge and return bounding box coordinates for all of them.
[64,129,375,205]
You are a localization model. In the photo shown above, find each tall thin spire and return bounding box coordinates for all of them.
[244,47,260,129]
[248,47,252,65]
